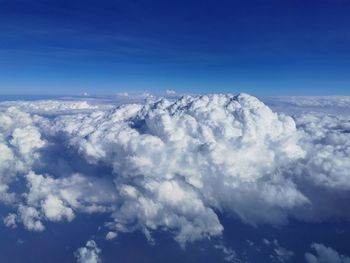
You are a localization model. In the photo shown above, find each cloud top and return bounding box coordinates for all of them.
[0,93,349,247]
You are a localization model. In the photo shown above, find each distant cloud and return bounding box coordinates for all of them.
[263,239,294,263]
[116,92,129,97]
[165,89,176,95]
[269,96,350,108]
[273,242,294,262]
[305,243,350,263]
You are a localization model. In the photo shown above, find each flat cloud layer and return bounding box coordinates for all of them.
[0,93,349,247]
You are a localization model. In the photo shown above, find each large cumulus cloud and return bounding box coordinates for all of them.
[0,93,349,246]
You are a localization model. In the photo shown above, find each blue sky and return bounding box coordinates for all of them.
[0,0,350,96]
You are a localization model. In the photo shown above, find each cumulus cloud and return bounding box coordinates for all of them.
[0,107,46,204]
[18,205,45,231]
[19,171,117,227]
[287,113,350,222]
[295,114,350,189]
[0,93,349,248]
[54,93,308,244]
[75,240,101,263]
[305,243,350,263]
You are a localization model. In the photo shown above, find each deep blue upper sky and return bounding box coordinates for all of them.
[0,0,349,96]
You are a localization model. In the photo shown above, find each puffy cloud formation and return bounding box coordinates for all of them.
[296,113,350,189]
[305,243,350,263]
[75,240,101,263]
[289,113,350,221]
[0,93,349,247]
[0,107,46,204]
[18,205,45,231]
[52,93,307,244]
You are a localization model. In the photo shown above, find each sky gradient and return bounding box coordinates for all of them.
[0,0,350,96]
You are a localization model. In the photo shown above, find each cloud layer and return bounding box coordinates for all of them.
[0,93,349,247]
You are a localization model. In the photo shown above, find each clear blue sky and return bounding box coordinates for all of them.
[0,0,349,96]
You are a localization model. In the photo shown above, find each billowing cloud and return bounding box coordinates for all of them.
[0,93,349,248]
[51,93,308,244]
[0,107,46,204]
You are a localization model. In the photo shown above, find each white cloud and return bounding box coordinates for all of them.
[75,240,101,263]
[263,239,294,262]
[3,213,17,228]
[267,96,350,108]
[41,194,75,222]
[21,171,117,227]
[105,231,117,240]
[0,107,46,205]
[273,243,294,262]
[10,126,46,157]
[305,243,350,263]
[165,89,176,95]
[295,113,350,190]
[214,244,239,262]
[116,92,129,97]
[0,100,97,114]
[0,93,349,247]
[56,93,307,244]
[18,205,44,231]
